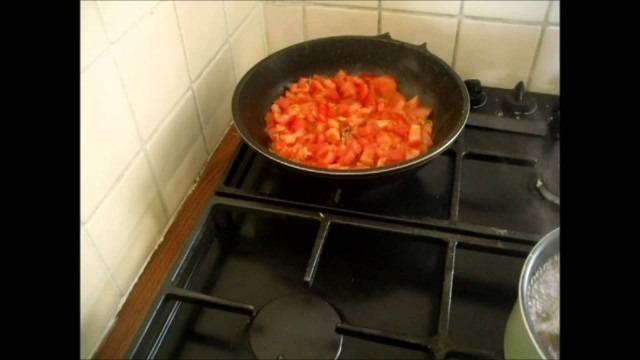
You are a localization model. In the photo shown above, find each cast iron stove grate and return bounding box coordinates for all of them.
[125,85,559,360]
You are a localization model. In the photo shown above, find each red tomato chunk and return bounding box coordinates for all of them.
[264,70,435,170]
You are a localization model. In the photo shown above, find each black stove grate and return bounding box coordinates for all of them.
[125,86,559,360]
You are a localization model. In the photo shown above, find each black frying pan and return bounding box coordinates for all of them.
[231,33,470,183]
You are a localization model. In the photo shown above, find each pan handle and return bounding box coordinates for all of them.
[372,32,431,54]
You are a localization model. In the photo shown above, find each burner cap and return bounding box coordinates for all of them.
[250,295,343,360]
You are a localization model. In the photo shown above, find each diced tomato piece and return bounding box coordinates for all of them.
[338,150,356,166]
[405,96,419,109]
[276,98,290,111]
[339,80,357,98]
[360,145,376,166]
[317,101,329,116]
[325,128,341,144]
[408,124,422,146]
[411,107,432,120]
[322,151,336,164]
[281,133,297,144]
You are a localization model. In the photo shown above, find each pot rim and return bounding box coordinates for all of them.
[517,227,560,359]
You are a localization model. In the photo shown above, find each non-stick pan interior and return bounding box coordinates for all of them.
[232,35,469,177]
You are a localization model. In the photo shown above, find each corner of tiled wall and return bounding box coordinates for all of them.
[80,1,266,358]
[263,0,559,94]
[82,1,559,358]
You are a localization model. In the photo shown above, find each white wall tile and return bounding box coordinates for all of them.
[175,1,228,80]
[306,6,378,40]
[312,0,378,8]
[195,45,236,135]
[81,1,109,71]
[381,1,461,15]
[87,153,161,274]
[230,7,266,80]
[530,27,560,95]
[110,197,167,292]
[264,3,303,53]
[463,1,549,22]
[81,54,141,222]
[97,0,159,41]
[81,227,122,359]
[454,19,541,88]
[382,12,458,65]
[548,1,559,24]
[113,2,190,141]
[160,138,208,215]
[203,92,233,153]
[223,1,258,34]
[147,91,203,191]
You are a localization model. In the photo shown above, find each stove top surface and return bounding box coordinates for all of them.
[126,83,560,359]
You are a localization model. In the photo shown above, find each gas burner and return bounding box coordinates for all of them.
[250,295,343,360]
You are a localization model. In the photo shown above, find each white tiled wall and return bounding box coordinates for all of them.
[81,1,559,358]
[80,1,266,358]
[264,0,560,94]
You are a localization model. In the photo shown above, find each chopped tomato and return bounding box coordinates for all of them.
[264,69,436,169]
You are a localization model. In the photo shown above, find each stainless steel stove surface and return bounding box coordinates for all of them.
[126,81,560,359]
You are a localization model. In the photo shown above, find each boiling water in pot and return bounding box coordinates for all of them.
[527,253,560,358]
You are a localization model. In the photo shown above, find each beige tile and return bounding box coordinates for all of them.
[161,138,208,216]
[97,0,159,41]
[312,0,378,8]
[81,1,109,71]
[113,1,190,141]
[110,196,167,293]
[81,54,141,222]
[381,1,461,15]
[264,3,303,53]
[223,0,258,34]
[194,45,236,133]
[203,92,233,153]
[548,1,559,24]
[463,1,548,22]
[454,19,541,88]
[306,5,378,40]
[80,228,121,359]
[230,7,266,80]
[87,153,161,273]
[381,12,458,65]
[175,1,228,80]
[529,27,560,95]
[146,91,203,191]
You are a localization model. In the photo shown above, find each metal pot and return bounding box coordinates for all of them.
[504,228,560,359]
[231,34,470,184]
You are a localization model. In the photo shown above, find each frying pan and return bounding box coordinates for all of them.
[231,33,470,183]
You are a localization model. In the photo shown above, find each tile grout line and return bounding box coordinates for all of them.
[525,1,554,90]
[83,227,125,298]
[450,1,465,69]
[81,83,198,226]
[110,53,171,221]
[260,2,271,54]
[377,0,382,35]
[82,1,114,74]
[97,0,166,46]
[172,1,210,157]
[302,1,308,41]
[307,2,551,26]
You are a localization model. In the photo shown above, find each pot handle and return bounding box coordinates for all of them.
[372,32,431,54]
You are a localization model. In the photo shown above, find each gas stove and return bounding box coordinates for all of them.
[125,81,560,359]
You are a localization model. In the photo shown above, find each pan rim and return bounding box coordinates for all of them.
[231,34,470,178]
